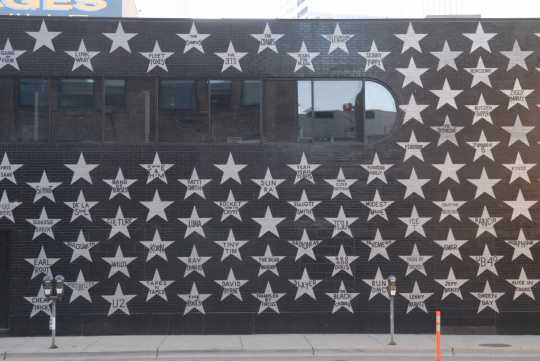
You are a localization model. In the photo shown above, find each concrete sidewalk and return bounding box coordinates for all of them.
[0,334,538,359]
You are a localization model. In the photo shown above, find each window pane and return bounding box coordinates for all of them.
[19,79,48,108]
[297,80,312,140]
[159,80,193,111]
[210,80,260,143]
[16,79,48,142]
[105,79,126,110]
[364,80,397,144]
[59,79,95,110]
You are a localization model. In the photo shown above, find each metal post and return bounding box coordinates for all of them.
[389,295,396,345]
[49,300,57,349]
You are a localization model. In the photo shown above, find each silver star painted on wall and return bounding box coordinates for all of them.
[433,152,465,184]
[177,22,210,54]
[65,230,98,263]
[215,269,248,301]
[506,268,539,301]
[65,153,98,184]
[431,116,463,147]
[27,171,61,203]
[464,57,496,87]
[326,281,359,313]
[431,78,462,110]
[65,270,98,303]
[433,229,468,261]
[395,22,427,53]
[321,23,354,54]
[467,130,499,161]
[103,168,137,200]
[178,245,211,277]
[102,206,136,240]
[505,229,539,261]
[103,22,138,53]
[359,41,390,71]
[0,39,25,70]
[140,153,173,184]
[289,268,322,301]
[397,167,429,199]
[102,246,137,278]
[396,57,428,88]
[466,93,498,125]
[504,189,536,221]
[140,270,174,302]
[399,244,432,276]
[140,190,173,222]
[326,245,358,277]
[288,152,320,184]
[25,286,51,318]
[471,281,504,313]
[400,281,433,314]
[252,206,286,238]
[397,130,429,162]
[178,206,212,238]
[252,282,285,314]
[433,190,465,221]
[140,41,174,72]
[26,20,61,52]
[361,190,394,222]
[360,153,392,184]
[26,208,61,241]
[214,153,247,184]
[214,230,249,262]
[463,23,497,53]
[214,190,248,222]
[361,229,395,261]
[179,283,211,315]
[0,190,20,223]
[431,41,462,70]
[470,245,503,276]
[252,245,285,277]
[398,205,430,238]
[399,94,428,125]
[251,23,284,54]
[503,152,534,184]
[502,115,533,147]
[140,230,174,262]
[179,168,211,199]
[467,167,500,199]
[215,41,247,72]
[325,206,358,238]
[25,246,60,279]
[64,190,98,222]
[324,168,357,199]
[102,284,136,316]
[362,267,389,301]
[501,79,533,110]
[288,41,319,72]
[469,206,502,238]
[435,268,468,300]
[501,40,532,71]
[251,168,285,199]
[65,40,99,71]
[0,153,22,184]
[288,229,322,261]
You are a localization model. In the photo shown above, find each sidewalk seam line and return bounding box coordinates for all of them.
[302,335,315,357]
[239,335,244,352]
[156,335,167,359]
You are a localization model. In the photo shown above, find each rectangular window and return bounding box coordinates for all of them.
[241,80,261,107]
[105,79,126,111]
[19,79,48,108]
[159,80,194,111]
[58,79,95,110]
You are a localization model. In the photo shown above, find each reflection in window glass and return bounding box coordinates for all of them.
[364,80,397,144]
[105,79,126,110]
[19,79,48,108]
[59,79,95,110]
[159,80,194,111]
[297,80,312,140]
[241,80,261,107]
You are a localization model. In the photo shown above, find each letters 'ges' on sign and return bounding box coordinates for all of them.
[0,0,124,17]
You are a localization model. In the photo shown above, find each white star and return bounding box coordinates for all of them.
[464,57,496,87]
[65,230,97,263]
[177,22,210,54]
[467,130,499,161]
[26,20,61,52]
[215,41,248,72]
[325,245,358,277]
[252,245,285,277]
[214,153,247,184]
[289,268,322,301]
[103,168,137,200]
[431,116,463,147]
[321,23,354,54]
[140,270,174,302]
[395,22,427,53]
[358,41,390,71]
[140,152,173,184]
[251,23,284,54]
[140,41,174,72]
[0,39,25,70]
[399,93,429,125]
[471,281,504,313]
[501,40,532,71]
[463,23,497,53]
[102,206,136,240]
[431,41,462,70]
[26,208,61,241]
[504,189,537,221]
[288,152,320,184]
[24,246,60,279]
[215,269,248,301]
[433,190,465,222]
[288,41,319,72]
[24,286,51,318]
[361,190,394,222]
[64,190,98,222]
[502,115,533,147]
[179,168,211,199]
[140,229,174,262]
[433,152,465,184]
[252,282,285,314]
[178,245,211,277]
[397,130,429,162]
[214,190,248,222]
[397,167,429,199]
[501,78,534,110]
[361,229,395,261]
[466,93,498,125]
[214,230,249,262]
[505,228,539,261]
[399,244,432,276]
[26,171,61,203]
[433,229,468,261]
[288,190,321,221]
[325,168,357,199]
[326,281,359,314]
[396,57,428,88]
[65,270,98,303]
[140,190,173,222]
[506,268,540,301]
[0,190,20,223]
[325,206,358,238]
[102,246,137,278]
[65,39,99,72]
[360,153,393,184]
[0,153,22,184]
[288,229,322,261]
[435,268,468,300]
[398,205,430,238]
[178,206,212,238]
[431,78,462,110]
[64,152,98,184]
[179,283,211,315]
[467,167,501,199]
[102,284,136,316]
[362,267,390,301]
[470,245,503,276]
[470,206,503,238]
[103,22,137,53]
[503,152,534,184]
[252,206,286,238]
[401,281,433,314]
[251,168,285,199]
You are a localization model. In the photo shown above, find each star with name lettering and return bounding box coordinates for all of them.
[470,245,503,276]
[64,190,98,222]
[102,206,136,240]
[325,168,357,199]
[361,190,394,222]
[467,167,500,199]
[288,152,320,184]
[288,41,319,72]
[397,130,429,162]
[326,245,359,277]
[65,230,98,263]
[288,190,321,221]
[251,23,284,54]
[400,244,432,276]
[470,206,502,238]
[103,168,137,200]
[65,270,98,303]
[0,190,20,223]
[65,40,99,72]
[503,152,534,184]
[433,190,465,221]
[140,269,174,302]
[215,268,248,301]
[398,205,430,238]
[178,245,211,277]
[501,79,533,110]
[25,246,60,279]
[505,229,539,261]
[326,281,359,313]
[395,22,427,53]
[325,206,358,238]
[102,284,136,316]
[102,246,137,278]
[140,190,173,222]
[64,153,98,184]
[179,283,211,315]
[288,229,322,261]
[178,206,212,238]
[397,167,429,199]
[471,281,504,313]
[214,190,248,222]
[103,22,138,53]
[140,152,173,184]
[431,116,463,147]
[399,94,429,125]
[24,286,51,318]
[506,268,539,301]
[140,41,174,72]
[179,168,211,199]
[252,282,286,314]
[177,22,210,54]
[26,171,61,203]
[362,229,396,261]
[362,267,389,300]
[433,229,468,261]
[431,41,462,70]
[26,208,61,241]
[433,152,465,184]
[502,115,533,147]
[463,23,497,53]
[251,168,285,199]
[431,78,462,110]
[0,39,25,70]
[214,153,247,184]
[358,41,390,71]
[289,268,322,301]
[464,57,496,87]
[396,57,428,88]
[215,41,247,72]
[26,20,61,52]
[321,23,354,54]
[214,230,249,262]
[252,245,285,277]
[252,206,286,238]
[401,281,433,314]
[140,229,174,262]
[501,40,532,71]
[435,268,468,300]
[466,93,498,125]
[504,189,537,221]
[467,130,499,161]
[360,153,393,184]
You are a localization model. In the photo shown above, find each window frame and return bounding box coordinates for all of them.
[158,79,196,112]
[57,78,97,111]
